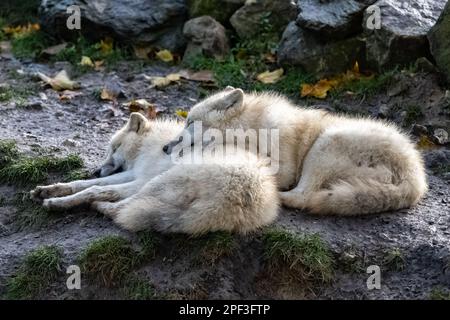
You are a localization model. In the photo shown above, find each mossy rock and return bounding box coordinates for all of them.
[429,2,450,84]
[188,0,242,25]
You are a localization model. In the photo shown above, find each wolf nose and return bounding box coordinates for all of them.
[162,144,170,154]
[93,168,101,178]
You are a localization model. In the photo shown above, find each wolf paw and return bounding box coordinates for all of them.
[43,198,67,210]
[31,184,73,200]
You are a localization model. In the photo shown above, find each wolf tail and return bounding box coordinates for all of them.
[306,175,427,216]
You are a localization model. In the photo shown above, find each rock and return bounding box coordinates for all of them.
[377,104,390,118]
[277,22,365,75]
[432,128,449,145]
[423,149,450,170]
[62,139,78,148]
[411,124,429,137]
[414,57,438,74]
[183,16,229,61]
[363,0,447,71]
[296,0,376,39]
[39,0,188,52]
[428,1,450,84]
[230,0,296,38]
[187,0,242,25]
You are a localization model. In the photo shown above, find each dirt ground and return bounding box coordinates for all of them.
[0,55,449,300]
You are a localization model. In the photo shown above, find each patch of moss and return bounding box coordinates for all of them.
[0,153,83,186]
[429,287,450,300]
[4,245,62,299]
[78,236,141,287]
[0,84,38,103]
[122,276,157,300]
[263,228,334,283]
[64,169,91,182]
[382,248,406,272]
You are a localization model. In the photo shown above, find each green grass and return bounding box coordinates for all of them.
[263,228,334,283]
[137,231,159,260]
[331,69,396,98]
[194,231,236,265]
[4,245,62,299]
[430,288,450,300]
[78,236,141,287]
[11,30,51,59]
[185,55,311,97]
[0,83,38,103]
[0,152,83,186]
[64,169,91,182]
[382,248,406,272]
[122,276,157,300]
[12,191,52,230]
[0,139,19,167]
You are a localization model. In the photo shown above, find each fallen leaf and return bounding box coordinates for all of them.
[300,61,368,99]
[179,69,215,83]
[133,45,155,60]
[80,56,94,67]
[256,68,284,84]
[417,135,436,150]
[41,43,67,56]
[3,23,40,38]
[94,60,105,71]
[263,53,277,63]
[37,70,80,91]
[123,99,158,119]
[175,109,188,118]
[156,49,173,62]
[59,90,83,101]
[99,37,113,55]
[147,73,181,88]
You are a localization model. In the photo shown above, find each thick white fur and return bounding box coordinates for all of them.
[176,88,428,216]
[31,113,279,234]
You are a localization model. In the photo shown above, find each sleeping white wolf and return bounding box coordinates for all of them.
[164,87,428,216]
[30,113,278,234]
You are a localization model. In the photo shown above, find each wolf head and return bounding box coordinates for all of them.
[96,113,150,177]
[162,86,244,154]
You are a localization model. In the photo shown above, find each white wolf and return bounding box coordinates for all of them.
[31,113,278,234]
[163,87,428,216]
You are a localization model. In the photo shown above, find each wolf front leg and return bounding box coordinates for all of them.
[43,181,143,210]
[31,171,135,200]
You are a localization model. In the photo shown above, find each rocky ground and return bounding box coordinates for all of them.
[0,50,449,300]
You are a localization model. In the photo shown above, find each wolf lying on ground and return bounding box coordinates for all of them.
[164,87,428,216]
[31,113,278,234]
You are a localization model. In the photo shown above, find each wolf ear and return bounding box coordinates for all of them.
[218,88,244,112]
[128,112,149,134]
[224,85,235,91]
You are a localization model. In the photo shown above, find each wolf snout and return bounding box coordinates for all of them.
[163,136,183,155]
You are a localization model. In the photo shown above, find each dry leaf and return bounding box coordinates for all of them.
[147,73,181,88]
[156,49,173,62]
[3,23,40,37]
[263,53,277,63]
[179,69,215,83]
[59,90,83,101]
[37,70,80,91]
[175,109,188,118]
[94,60,105,71]
[123,99,158,119]
[80,56,94,67]
[99,37,113,55]
[41,43,67,56]
[416,135,436,150]
[133,46,155,60]
[300,61,368,99]
[256,68,284,84]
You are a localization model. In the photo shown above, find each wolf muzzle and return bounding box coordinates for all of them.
[163,135,184,155]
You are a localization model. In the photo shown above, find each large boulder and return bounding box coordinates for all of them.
[39,0,188,52]
[230,0,297,38]
[183,16,229,61]
[296,0,376,39]
[429,1,450,84]
[363,0,447,71]
[278,22,366,75]
[187,0,243,25]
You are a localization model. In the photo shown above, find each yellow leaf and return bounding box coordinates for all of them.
[133,45,154,60]
[99,37,113,55]
[80,56,94,67]
[148,73,181,88]
[59,90,83,101]
[3,23,40,38]
[37,70,80,91]
[352,61,360,74]
[123,99,157,119]
[156,49,173,62]
[256,68,284,84]
[175,109,188,118]
[94,60,104,71]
